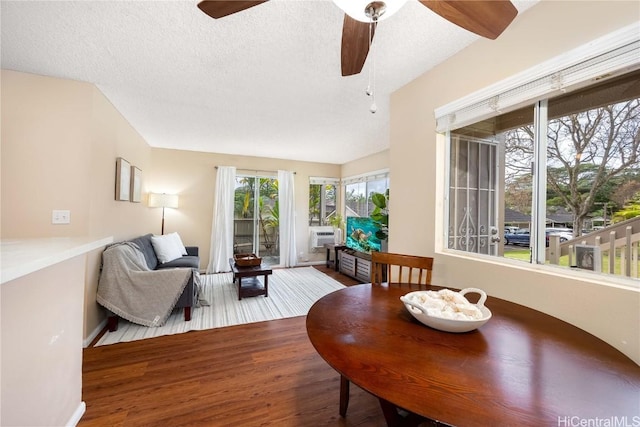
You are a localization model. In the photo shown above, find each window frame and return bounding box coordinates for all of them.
[342,169,390,218]
[308,177,339,226]
[438,24,640,286]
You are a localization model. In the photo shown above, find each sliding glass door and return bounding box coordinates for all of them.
[234,175,279,265]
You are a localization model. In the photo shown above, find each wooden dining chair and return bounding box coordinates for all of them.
[370,251,434,287]
[340,251,435,420]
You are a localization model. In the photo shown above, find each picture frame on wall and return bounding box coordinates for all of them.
[130,166,142,203]
[115,157,130,201]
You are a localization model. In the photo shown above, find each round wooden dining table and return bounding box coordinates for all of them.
[306,284,640,427]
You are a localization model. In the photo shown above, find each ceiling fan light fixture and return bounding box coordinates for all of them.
[332,0,408,23]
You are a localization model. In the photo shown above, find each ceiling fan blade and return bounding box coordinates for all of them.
[419,0,517,40]
[197,1,268,19]
[341,14,376,77]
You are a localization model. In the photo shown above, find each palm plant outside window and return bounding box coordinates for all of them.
[309,181,337,226]
[234,176,280,263]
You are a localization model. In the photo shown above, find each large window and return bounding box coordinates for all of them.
[446,70,640,280]
[309,177,338,226]
[440,25,640,282]
[448,136,500,256]
[344,171,389,218]
[234,175,279,265]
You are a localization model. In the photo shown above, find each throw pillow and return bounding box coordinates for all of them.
[151,234,184,264]
[169,232,188,256]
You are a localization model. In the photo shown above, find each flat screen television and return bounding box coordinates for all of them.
[346,216,382,254]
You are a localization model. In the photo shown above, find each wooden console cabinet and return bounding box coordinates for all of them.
[338,249,372,283]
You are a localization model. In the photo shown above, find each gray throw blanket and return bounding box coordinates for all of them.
[97,242,191,327]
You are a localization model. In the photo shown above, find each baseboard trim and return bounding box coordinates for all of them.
[66,401,86,426]
[296,261,325,267]
[84,318,107,348]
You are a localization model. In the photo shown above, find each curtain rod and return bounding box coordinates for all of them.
[215,166,296,174]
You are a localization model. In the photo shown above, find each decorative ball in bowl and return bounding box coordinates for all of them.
[400,288,492,333]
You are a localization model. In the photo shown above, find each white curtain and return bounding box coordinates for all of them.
[278,170,297,267]
[207,166,236,273]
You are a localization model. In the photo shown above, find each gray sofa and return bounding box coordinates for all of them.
[107,233,200,331]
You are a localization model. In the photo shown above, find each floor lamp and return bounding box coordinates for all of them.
[148,193,179,235]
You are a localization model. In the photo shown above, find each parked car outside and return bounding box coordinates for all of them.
[504,226,520,234]
[545,227,574,242]
[504,229,533,246]
[503,229,552,247]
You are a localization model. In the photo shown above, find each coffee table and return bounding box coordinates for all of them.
[229,259,272,300]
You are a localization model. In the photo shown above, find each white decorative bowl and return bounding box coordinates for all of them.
[400,288,492,333]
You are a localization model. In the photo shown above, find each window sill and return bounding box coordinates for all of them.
[437,248,640,291]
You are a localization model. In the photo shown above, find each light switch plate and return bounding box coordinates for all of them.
[52,210,70,224]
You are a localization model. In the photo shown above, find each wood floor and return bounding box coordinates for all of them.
[79,265,386,427]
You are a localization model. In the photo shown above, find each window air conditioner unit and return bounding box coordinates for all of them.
[310,226,335,248]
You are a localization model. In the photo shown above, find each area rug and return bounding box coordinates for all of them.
[94,266,344,346]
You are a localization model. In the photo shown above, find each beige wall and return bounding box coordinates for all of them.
[1,70,350,342]
[88,84,156,240]
[2,1,637,377]
[148,148,342,267]
[1,256,86,426]
[1,71,93,237]
[341,149,389,178]
[390,0,640,363]
[1,70,156,240]
[1,70,157,342]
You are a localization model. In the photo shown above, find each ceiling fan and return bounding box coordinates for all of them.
[197,0,518,76]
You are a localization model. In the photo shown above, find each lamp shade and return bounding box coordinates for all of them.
[148,193,179,209]
[332,0,407,22]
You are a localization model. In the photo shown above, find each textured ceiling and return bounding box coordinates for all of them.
[1,0,537,164]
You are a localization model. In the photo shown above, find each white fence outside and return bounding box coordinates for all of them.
[546,217,640,279]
